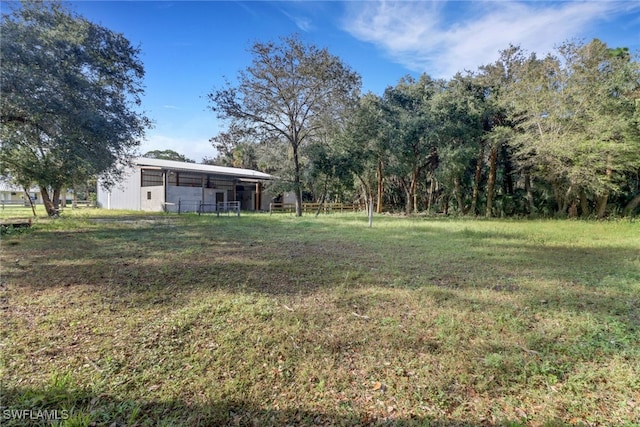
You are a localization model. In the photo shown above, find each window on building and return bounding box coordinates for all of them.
[176,173,202,187]
[147,191,152,200]
[141,169,163,187]
[206,175,234,190]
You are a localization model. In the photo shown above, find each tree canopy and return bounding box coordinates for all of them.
[208,35,361,216]
[506,40,640,217]
[143,149,194,163]
[214,38,639,218]
[0,1,150,216]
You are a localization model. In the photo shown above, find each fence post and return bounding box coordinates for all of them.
[178,199,181,214]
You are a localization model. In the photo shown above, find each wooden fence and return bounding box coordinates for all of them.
[269,202,361,214]
[1,200,93,210]
[0,200,28,210]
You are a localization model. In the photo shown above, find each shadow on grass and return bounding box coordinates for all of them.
[1,385,525,427]
[3,216,638,321]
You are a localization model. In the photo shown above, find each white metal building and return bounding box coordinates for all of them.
[0,181,74,206]
[97,158,274,213]
[0,182,35,204]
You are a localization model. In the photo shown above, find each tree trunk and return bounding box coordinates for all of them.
[72,183,78,209]
[53,188,61,212]
[404,189,412,215]
[315,176,329,217]
[552,181,562,214]
[454,176,464,214]
[568,200,578,218]
[595,162,613,219]
[524,174,535,215]
[485,145,498,217]
[293,145,303,217]
[623,193,640,216]
[376,159,383,214]
[40,186,60,217]
[412,181,418,214]
[427,176,435,213]
[401,179,412,215]
[501,145,514,195]
[595,191,609,219]
[23,188,37,217]
[471,143,484,215]
[579,189,590,218]
[355,174,373,217]
[561,185,574,215]
[409,170,419,214]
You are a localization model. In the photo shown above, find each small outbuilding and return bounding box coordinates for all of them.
[97,158,274,213]
[0,182,35,205]
[0,182,74,207]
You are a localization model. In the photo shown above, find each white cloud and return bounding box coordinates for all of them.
[281,9,314,32]
[343,1,637,78]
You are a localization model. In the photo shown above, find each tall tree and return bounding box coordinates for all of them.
[1,1,150,217]
[208,35,361,216]
[508,39,640,217]
[431,73,485,215]
[338,93,390,212]
[305,139,355,212]
[477,45,528,217]
[383,75,443,214]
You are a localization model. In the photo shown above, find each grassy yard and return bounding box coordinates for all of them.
[1,210,639,426]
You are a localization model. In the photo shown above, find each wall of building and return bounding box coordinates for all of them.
[163,187,231,213]
[165,186,198,212]
[0,191,26,203]
[140,186,164,211]
[0,185,41,204]
[97,167,141,210]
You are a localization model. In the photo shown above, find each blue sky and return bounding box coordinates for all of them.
[68,1,640,163]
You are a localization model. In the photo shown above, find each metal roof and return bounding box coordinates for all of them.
[135,158,274,181]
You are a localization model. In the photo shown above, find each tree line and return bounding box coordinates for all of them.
[209,38,640,218]
[2,2,638,218]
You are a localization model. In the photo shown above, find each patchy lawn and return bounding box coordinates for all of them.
[1,212,639,426]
